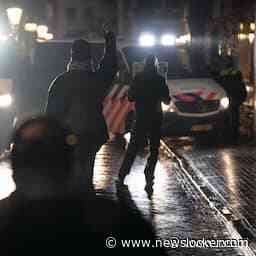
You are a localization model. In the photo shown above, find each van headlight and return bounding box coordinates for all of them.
[220,97,230,110]
[139,33,156,47]
[0,94,12,108]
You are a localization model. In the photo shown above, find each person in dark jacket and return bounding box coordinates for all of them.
[117,55,170,194]
[45,26,117,189]
[219,56,247,141]
[0,116,167,255]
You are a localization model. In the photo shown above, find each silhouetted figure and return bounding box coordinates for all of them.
[45,26,117,189]
[219,56,247,141]
[0,116,167,255]
[118,55,170,193]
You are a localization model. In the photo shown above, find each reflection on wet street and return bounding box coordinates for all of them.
[0,142,245,255]
[94,142,243,255]
[175,139,256,236]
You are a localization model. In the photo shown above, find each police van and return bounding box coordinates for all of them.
[119,45,231,140]
[20,40,231,142]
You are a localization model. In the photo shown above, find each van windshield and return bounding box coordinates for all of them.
[122,46,211,80]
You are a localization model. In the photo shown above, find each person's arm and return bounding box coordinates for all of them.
[97,29,117,84]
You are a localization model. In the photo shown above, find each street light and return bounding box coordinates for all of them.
[139,33,156,47]
[37,25,48,39]
[161,34,176,46]
[6,7,23,30]
[237,22,255,44]
[44,33,54,41]
[24,23,37,33]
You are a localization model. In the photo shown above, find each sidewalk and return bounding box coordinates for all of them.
[163,139,256,253]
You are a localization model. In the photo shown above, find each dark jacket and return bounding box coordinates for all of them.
[45,33,117,146]
[219,68,247,105]
[129,70,170,119]
[0,192,167,255]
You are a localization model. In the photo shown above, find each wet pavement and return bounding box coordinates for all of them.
[164,137,256,253]
[93,142,245,255]
[0,141,247,255]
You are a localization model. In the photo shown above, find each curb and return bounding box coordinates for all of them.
[160,139,256,256]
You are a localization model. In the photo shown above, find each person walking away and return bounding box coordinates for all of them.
[45,27,117,189]
[219,56,247,141]
[118,55,170,193]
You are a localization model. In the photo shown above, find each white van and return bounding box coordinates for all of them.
[119,45,231,139]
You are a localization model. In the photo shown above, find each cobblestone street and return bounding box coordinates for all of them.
[0,141,249,255]
[172,143,256,236]
[94,142,245,255]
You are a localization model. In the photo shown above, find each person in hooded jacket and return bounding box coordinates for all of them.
[45,26,117,189]
[117,55,170,194]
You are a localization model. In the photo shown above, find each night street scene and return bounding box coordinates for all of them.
[0,0,256,255]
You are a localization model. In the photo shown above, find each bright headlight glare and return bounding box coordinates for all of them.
[161,34,176,46]
[139,33,156,47]
[0,94,12,108]
[220,97,229,109]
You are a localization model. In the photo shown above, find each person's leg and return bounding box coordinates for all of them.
[118,123,146,183]
[74,137,100,191]
[144,119,161,187]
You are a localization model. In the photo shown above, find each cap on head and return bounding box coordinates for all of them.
[71,39,91,61]
[10,116,76,175]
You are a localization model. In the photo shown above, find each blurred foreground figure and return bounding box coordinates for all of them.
[46,26,117,189]
[0,116,167,255]
[118,55,170,193]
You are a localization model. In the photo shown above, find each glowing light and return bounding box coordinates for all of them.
[124,132,131,144]
[6,7,23,26]
[0,34,8,42]
[249,33,255,44]
[24,23,37,32]
[139,33,156,47]
[44,33,54,41]
[0,94,12,108]
[0,162,16,200]
[250,23,256,31]
[238,33,247,41]
[176,36,187,45]
[37,25,48,38]
[161,34,176,46]
[161,102,169,112]
[176,34,191,45]
[220,97,230,109]
[240,23,244,31]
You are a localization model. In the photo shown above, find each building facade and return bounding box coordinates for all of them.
[46,0,186,42]
[208,0,255,136]
[47,0,117,40]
